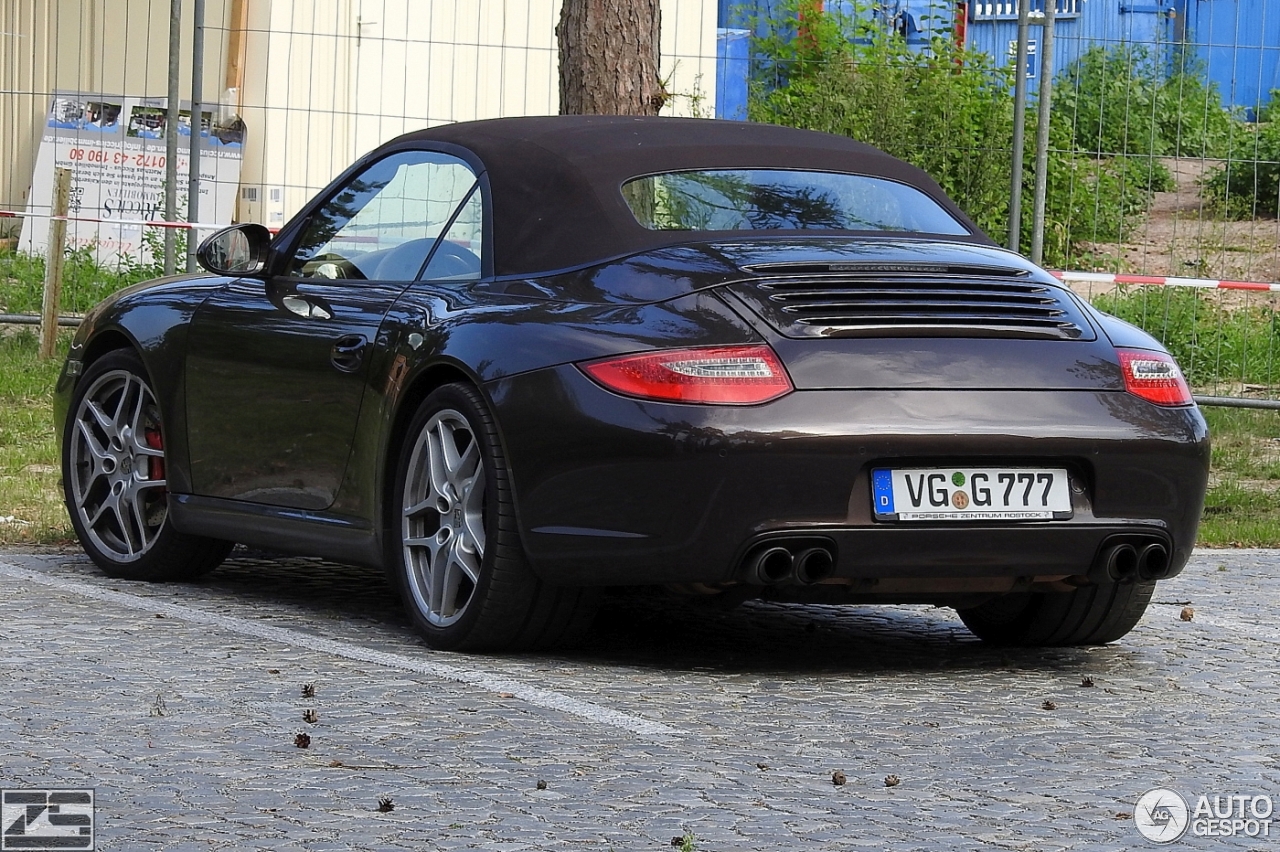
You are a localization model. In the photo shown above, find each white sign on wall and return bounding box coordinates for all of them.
[20,92,244,266]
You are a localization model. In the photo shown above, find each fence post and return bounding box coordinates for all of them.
[165,0,182,276]
[1029,0,1056,265]
[186,0,205,272]
[1007,0,1031,252]
[39,167,72,360]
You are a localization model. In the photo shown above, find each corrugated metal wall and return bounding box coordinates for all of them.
[1184,0,1280,115]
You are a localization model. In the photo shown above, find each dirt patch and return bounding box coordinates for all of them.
[1078,158,1280,286]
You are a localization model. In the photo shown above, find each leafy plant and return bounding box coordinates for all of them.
[749,0,1016,240]
[1055,45,1164,159]
[1157,55,1239,159]
[0,226,185,317]
[1202,119,1280,219]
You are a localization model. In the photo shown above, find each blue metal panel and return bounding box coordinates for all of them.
[965,1,1175,94]
[1185,0,1280,113]
[723,0,1280,108]
[716,28,752,120]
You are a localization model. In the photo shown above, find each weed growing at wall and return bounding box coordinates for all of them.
[0,228,182,316]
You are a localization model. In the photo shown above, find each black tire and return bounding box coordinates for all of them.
[956,580,1155,646]
[62,348,232,580]
[389,383,597,652]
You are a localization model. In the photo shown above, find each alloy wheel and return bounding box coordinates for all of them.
[68,369,168,562]
[401,408,486,627]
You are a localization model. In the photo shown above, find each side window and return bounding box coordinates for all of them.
[420,186,484,281]
[290,151,478,281]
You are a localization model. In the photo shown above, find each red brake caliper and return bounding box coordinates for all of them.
[144,427,166,493]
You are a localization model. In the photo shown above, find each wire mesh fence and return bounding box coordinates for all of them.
[3,0,1280,404]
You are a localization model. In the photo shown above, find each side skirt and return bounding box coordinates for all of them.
[169,494,383,569]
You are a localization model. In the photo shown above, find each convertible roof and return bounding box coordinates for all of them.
[391,115,987,277]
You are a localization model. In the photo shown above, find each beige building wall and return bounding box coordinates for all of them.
[3,0,720,231]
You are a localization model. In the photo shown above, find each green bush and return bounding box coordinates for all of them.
[1055,46,1234,163]
[1203,119,1280,219]
[1157,65,1238,158]
[750,1,1016,240]
[1055,45,1164,159]
[747,2,1163,267]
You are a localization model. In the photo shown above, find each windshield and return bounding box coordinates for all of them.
[621,169,970,236]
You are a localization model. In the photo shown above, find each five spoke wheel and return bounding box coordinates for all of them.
[401,408,486,627]
[62,349,232,580]
[68,367,167,561]
[391,383,597,651]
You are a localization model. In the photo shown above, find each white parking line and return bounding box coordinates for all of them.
[0,560,682,742]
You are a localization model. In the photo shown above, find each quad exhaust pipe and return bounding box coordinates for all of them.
[1102,543,1139,582]
[1093,538,1172,583]
[747,546,794,585]
[744,541,836,586]
[1136,542,1170,580]
[793,547,835,584]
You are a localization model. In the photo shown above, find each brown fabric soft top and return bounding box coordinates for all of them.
[391,115,989,277]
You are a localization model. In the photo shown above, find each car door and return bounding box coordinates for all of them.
[184,149,481,509]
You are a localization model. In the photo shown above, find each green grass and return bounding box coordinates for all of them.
[0,329,71,544]
[1092,287,1280,391]
[1198,406,1280,546]
[1,243,171,316]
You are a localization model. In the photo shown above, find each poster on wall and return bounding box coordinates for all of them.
[19,91,245,267]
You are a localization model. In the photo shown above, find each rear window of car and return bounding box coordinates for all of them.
[621,169,970,235]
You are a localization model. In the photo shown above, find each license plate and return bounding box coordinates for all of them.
[872,467,1073,521]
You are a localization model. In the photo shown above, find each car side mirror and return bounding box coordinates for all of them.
[196,223,273,276]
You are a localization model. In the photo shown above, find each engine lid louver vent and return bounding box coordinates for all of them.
[724,267,1095,341]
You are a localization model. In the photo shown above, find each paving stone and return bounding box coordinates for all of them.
[0,548,1277,849]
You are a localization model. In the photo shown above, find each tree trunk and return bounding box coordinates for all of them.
[557,0,665,116]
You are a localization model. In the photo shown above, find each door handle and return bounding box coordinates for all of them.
[330,334,368,373]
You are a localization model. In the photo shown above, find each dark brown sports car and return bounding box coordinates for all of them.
[55,116,1208,651]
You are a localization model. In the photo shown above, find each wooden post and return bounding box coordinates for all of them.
[39,167,72,360]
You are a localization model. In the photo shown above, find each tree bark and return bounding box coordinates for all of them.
[557,0,664,115]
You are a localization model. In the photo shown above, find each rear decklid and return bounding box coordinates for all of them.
[712,239,1126,392]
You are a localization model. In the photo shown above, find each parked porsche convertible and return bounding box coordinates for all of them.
[56,116,1208,651]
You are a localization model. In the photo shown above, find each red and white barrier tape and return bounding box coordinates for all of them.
[0,209,224,232]
[1052,270,1280,293]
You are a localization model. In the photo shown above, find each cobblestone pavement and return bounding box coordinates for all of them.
[1,547,1277,851]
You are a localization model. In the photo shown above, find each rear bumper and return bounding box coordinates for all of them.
[486,366,1209,588]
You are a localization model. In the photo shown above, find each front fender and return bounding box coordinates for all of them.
[56,275,226,495]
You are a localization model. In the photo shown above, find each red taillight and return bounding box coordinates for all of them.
[580,345,794,405]
[1117,349,1193,406]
